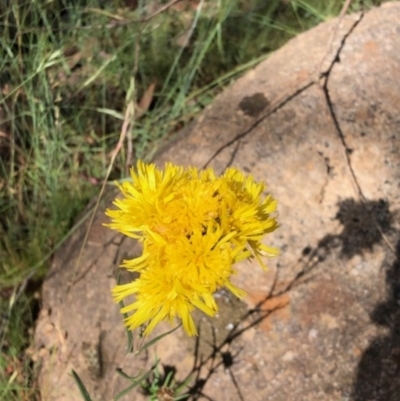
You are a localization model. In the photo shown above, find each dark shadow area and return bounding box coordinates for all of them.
[140,363,178,399]
[315,197,400,401]
[280,198,393,295]
[315,198,392,260]
[351,239,400,401]
[289,198,400,401]
[184,301,282,401]
[328,198,392,258]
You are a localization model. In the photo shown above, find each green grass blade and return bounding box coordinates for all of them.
[135,324,182,356]
[113,370,153,400]
[71,370,94,401]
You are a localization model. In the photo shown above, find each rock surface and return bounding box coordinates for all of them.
[34,3,400,401]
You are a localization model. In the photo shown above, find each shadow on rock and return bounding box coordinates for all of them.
[320,198,392,259]
[351,239,400,401]
[285,198,393,293]
[184,288,284,401]
[285,198,399,400]
[319,199,400,401]
[314,198,400,400]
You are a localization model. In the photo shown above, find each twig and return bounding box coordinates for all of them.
[86,0,184,30]
[140,0,184,23]
[68,83,136,291]
[126,2,144,172]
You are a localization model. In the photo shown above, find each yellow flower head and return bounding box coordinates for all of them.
[106,160,278,336]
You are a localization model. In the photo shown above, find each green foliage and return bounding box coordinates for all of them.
[141,360,190,401]
[0,291,39,401]
[72,357,190,401]
[0,0,391,399]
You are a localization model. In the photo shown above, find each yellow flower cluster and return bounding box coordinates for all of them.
[106,161,278,336]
